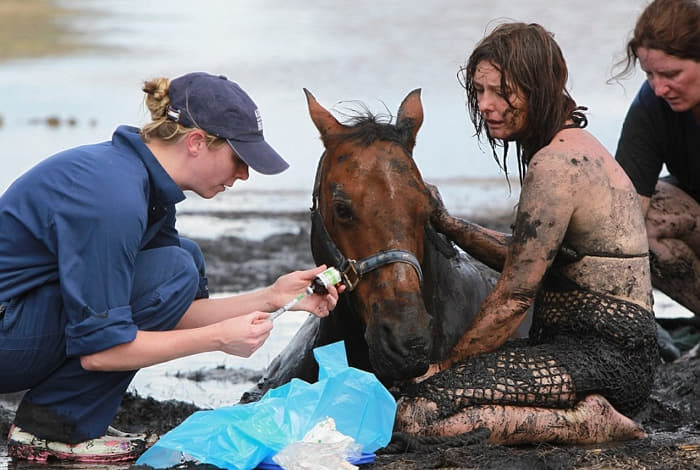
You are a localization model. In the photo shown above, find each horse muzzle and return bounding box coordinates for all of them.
[362,292,433,380]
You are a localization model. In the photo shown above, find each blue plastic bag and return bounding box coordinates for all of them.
[136,341,396,469]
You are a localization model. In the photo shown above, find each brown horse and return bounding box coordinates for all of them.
[242,89,514,401]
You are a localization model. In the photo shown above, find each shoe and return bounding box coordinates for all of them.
[7,423,158,463]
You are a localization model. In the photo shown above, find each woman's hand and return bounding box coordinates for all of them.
[215,311,274,357]
[271,265,345,318]
[83,311,276,371]
[426,183,450,230]
[413,360,449,383]
[299,280,344,318]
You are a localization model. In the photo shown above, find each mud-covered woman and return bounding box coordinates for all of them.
[394,23,659,445]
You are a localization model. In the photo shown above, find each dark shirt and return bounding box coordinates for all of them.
[0,126,185,356]
[615,81,700,202]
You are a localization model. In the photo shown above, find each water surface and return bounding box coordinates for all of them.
[1,0,647,204]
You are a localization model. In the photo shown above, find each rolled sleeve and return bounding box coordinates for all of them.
[65,305,138,357]
[46,149,149,357]
[0,126,187,360]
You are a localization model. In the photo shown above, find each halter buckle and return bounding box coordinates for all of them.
[341,260,361,292]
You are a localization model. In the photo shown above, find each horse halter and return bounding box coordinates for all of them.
[310,152,424,292]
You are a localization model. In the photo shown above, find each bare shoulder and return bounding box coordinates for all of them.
[531,129,606,168]
[529,128,631,192]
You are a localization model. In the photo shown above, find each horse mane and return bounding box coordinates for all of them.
[327,106,415,149]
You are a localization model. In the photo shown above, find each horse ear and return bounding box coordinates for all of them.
[304,88,344,141]
[396,88,424,150]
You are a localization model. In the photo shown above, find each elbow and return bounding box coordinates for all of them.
[80,350,121,372]
[80,354,101,371]
[80,340,136,372]
[508,294,534,333]
[494,292,533,329]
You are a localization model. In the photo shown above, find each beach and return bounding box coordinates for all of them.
[0,209,698,470]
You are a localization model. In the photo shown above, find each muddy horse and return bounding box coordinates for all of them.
[242,89,524,402]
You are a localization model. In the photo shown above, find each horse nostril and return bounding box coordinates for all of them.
[378,316,432,362]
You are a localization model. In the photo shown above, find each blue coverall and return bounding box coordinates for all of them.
[0,126,209,443]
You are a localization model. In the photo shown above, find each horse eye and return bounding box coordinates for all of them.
[333,201,354,221]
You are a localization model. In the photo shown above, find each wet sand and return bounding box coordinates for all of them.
[156,212,700,469]
[0,210,698,469]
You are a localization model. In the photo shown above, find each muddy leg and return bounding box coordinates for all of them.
[395,394,646,445]
[646,182,700,318]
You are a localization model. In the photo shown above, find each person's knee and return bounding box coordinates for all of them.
[646,203,698,243]
[165,246,201,294]
[178,238,209,298]
[131,246,202,328]
[179,237,207,276]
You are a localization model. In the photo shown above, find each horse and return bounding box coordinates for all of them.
[241,89,520,402]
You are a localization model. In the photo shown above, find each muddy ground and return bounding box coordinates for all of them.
[1,211,699,469]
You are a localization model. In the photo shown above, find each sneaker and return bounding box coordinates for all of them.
[7,423,158,463]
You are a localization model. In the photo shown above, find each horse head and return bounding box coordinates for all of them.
[239,89,501,403]
[305,88,435,380]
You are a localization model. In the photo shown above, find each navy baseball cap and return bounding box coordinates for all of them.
[166,72,289,175]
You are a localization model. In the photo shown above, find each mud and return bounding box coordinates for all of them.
[1,210,698,469]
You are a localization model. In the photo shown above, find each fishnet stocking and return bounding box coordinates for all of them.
[406,286,658,418]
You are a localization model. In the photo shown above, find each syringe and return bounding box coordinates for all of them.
[269,286,314,321]
[269,267,342,321]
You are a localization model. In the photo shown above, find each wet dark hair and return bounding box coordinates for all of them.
[614,0,700,79]
[459,22,586,183]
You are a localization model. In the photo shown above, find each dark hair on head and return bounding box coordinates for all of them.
[458,22,586,184]
[614,0,700,79]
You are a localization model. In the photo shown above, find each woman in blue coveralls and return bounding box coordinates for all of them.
[0,72,341,462]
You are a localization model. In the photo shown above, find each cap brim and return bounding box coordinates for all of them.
[227,140,289,175]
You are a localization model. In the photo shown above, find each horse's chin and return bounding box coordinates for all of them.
[366,340,431,381]
[372,357,430,382]
[359,294,434,381]
[379,363,429,383]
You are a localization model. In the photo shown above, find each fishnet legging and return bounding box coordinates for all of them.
[406,286,658,418]
[406,341,577,420]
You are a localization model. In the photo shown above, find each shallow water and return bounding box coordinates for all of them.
[0,0,653,263]
[0,0,648,197]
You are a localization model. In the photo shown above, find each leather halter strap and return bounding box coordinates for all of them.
[311,152,424,292]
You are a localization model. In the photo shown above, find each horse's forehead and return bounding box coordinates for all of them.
[323,144,426,211]
[328,139,415,177]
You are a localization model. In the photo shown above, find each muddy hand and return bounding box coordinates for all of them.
[413,361,445,383]
[426,183,449,229]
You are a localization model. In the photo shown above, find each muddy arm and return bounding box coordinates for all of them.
[427,184,510,271]
[440,152,574,367]
[434,216,510,272]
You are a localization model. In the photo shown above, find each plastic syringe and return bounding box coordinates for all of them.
[269,286,314,321]
[268,267,343,321]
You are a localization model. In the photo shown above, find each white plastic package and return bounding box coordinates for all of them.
[272,417,362,470]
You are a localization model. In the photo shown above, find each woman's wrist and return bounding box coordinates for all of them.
[260,285,280,311]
